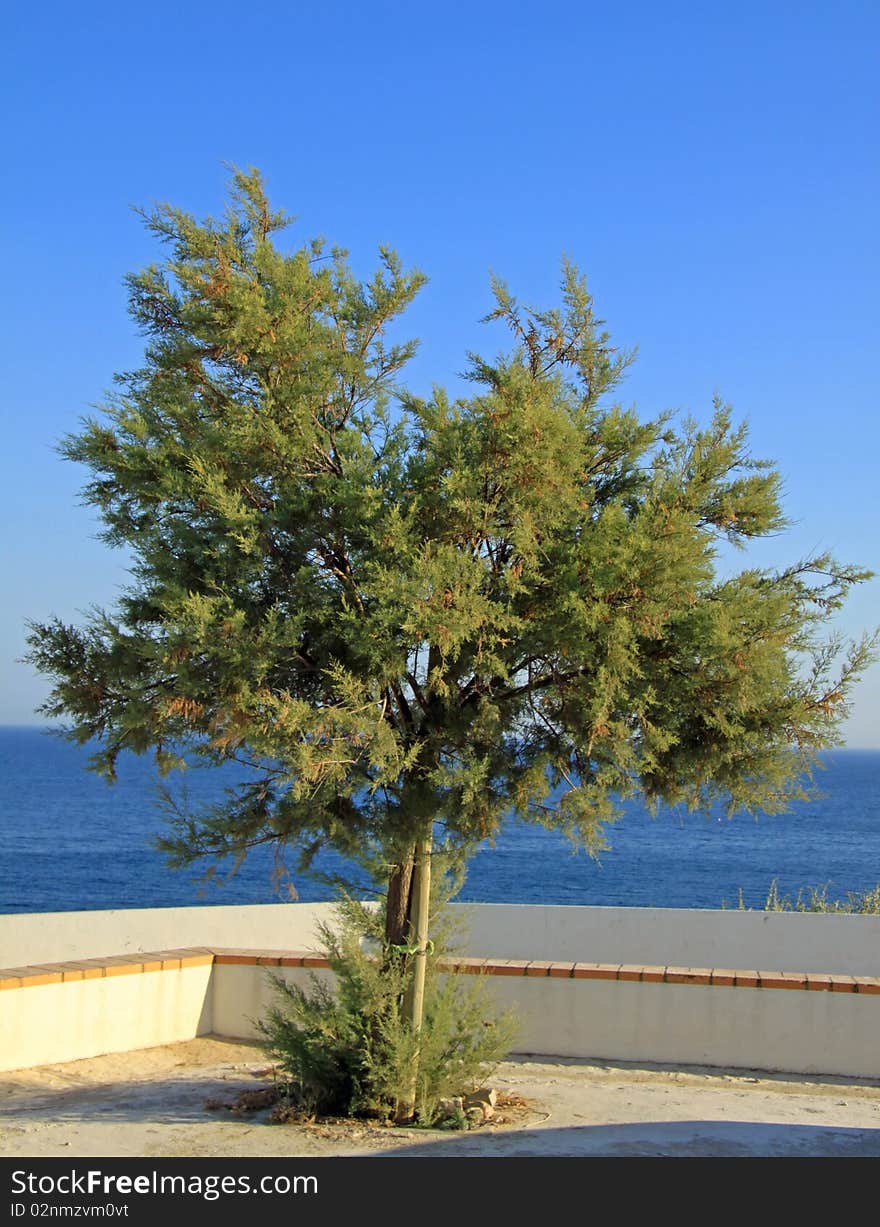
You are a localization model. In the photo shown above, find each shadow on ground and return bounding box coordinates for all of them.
[4,1072,880,1157]
[0,1072,264,1127]
[369,1120,880,1157]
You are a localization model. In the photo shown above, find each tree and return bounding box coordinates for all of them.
[26,170,876,1117]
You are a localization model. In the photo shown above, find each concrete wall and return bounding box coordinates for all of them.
[4,902,880,976]
[0,964,213,1072]
[483,975,880,1078]
[209,962,880,1080]
[3,902,879,1079]
[212,964,336,1043]
[452,903,880,975]
[0,903,337,968]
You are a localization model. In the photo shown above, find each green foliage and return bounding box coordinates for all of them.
[730,879,880,913]
[24,167,877,892]
[257,894,518,1125]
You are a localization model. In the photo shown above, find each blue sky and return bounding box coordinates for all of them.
[2,1,878,744]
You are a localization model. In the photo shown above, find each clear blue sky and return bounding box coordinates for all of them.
[3,1,878,744]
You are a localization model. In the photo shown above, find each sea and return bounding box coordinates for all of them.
[1,726,879,915]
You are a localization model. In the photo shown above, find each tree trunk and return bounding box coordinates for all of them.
[396,826,432,1122]
[384,853,416,947]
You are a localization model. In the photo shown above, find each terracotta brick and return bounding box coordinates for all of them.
[685,970,713,985]
[146,949,184,966]
[250,950,300,965]
[640,966,665,984]
[165,947,214,956]
[103,958,143,978]
[0,971,25,990]
[212,952,258,965]
[206,947,261,960]
[300,955,330,969]
[830,976,858,993]
[279,954,306,968]
[178,953,214,969]
[548,962,576,978]
[485,959,530,976]
[805,974,834,992]
[572,962,619,980]
[664,967,711,985]
[33,962,85,982]
[63,961,105,981]
[140,959,164,974]
[852,977,880,994]
[616,964,644,982]
[523,960,555,976]
[663,966,687,983]
[733,971,761,989]
[758,971,806,990]
[452,957,490,975]
[57,964,87,982]
[151,947,215,966]
[710,969,737,986]
[663,966,704,984]
[17,969,63,987]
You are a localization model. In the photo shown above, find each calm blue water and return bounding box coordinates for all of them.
[1,727,879,914]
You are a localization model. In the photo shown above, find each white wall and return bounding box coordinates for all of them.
[0,903,338,968]
[0,964,213,1073]
[212,964,336,1044]
[483,975,880,1078]
[4,902,880,975]
[3,903,879,1079]
[449,903,880,975]
[209,962,880,1080]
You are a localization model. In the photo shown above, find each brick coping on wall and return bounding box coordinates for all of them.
[2,948,880,994]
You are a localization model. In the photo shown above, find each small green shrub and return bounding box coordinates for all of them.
[727,879,880,913]
[257,893,518,1126]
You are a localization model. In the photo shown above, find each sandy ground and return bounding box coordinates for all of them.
[2,1036,880,1158]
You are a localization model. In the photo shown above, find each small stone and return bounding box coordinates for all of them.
[465,1106,485,1127]
[465,1087,498,1108]
[464,1088,497,1120]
